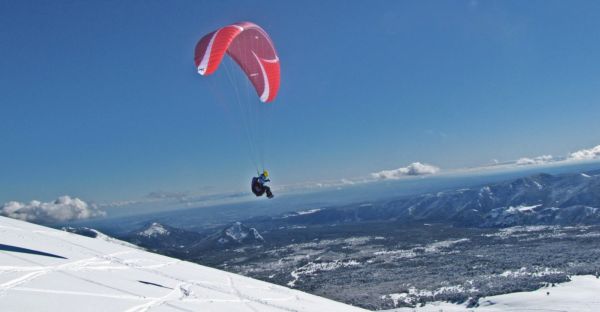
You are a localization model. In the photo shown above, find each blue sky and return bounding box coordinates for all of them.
[1,0,600,205]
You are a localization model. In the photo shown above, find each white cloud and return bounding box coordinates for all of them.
[568,145,600,161]
[1,196,105,224]
[510,145,600,167]
[515,155,554,166]
[372,162,440,180]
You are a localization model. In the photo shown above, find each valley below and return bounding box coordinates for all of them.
[78,168,600,310]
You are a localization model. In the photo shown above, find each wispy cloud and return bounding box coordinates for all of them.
[372,162,440,180]
[98,199,139,208]
[1,196,105,224]
[96,187,252,212]
[367,145,600,184]
[509,145,600,167]
[146,190,189,200]
[515,155,554,166]
[97,187,218,209]
[424,129,448,138]
[462,144,600,173]
[568,145,600,161]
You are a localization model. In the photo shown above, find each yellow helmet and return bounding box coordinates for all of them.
[262,170,269,177]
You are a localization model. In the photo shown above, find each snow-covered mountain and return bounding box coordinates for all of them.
[270,171,600,228]
[139,222,170,237]
[386,172,600,227]
[185,221,265,251]
[0,216,367,312]
[127,222,205,252]
[221,221,265,245]
[123,221,265,254]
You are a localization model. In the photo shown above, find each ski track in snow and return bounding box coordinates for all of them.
[1,254,125,292]
[11,286,143,300]
[0,250,150,300]
[229,275,260,312]
[124,283,186,312]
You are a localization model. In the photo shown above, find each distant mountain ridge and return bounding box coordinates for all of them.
[126,222,204,251]
[113,221,265,255]
[223,221,264,244]
[191,221,265,250]
[268,171,600,228]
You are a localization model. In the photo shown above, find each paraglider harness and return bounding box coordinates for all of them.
[252,175,273,199]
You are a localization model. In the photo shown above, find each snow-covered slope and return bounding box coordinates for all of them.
[0,216,367,312]
[388,275,600,312]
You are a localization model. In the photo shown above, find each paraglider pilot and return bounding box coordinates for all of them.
[252,170,274,199]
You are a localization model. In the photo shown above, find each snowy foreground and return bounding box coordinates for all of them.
[0,216,366,312]
[388,275,600,312]
[4,215,600,312]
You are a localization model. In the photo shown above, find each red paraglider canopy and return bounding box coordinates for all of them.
[194,21,280,103]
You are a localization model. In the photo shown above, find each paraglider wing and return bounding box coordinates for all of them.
[194,22,280,103]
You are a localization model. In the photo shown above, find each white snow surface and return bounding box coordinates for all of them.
[0,216,367,312]
[505,204,542,213]
[386,275,600,312]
